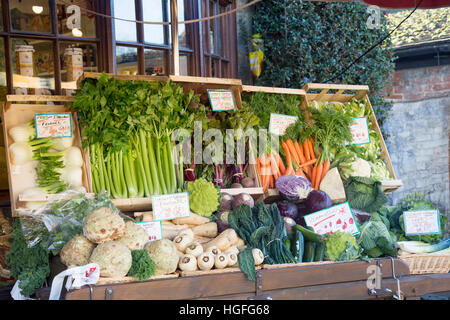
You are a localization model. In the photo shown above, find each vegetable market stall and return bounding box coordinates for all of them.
[2,75,449,301]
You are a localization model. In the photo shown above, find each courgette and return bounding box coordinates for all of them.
[289,229,305,263]
[313,242,325,262]
[293,224,325,243]
[304,240,316,262]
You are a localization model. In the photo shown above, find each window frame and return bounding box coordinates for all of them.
[112,0,195,76]
[0,0,103,95]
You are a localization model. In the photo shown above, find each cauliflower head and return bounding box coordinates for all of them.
[325,231,362,262]
[187,178,219,218]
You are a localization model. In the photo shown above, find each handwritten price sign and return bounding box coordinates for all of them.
[269,113,298,136]
[135,221,163,242]
[303,202,359,236]
[35,113,72,139]
[207,90,236,111]
[152,192,190,221]
[346,117,370,146]
[403,210,441,236]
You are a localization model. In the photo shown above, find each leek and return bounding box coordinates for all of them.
[395,238,450,254]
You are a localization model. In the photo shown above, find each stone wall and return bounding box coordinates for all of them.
[383,65,450,216]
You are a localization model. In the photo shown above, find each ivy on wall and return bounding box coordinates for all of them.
[252,0,396,132]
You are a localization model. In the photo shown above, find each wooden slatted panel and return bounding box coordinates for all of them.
[262,273,450,300]
[64,271,256,300]
[261,258,410,291]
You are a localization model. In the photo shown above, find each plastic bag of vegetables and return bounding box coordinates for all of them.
[16,191,123,255]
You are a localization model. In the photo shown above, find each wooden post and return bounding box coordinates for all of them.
[170,0,180,75]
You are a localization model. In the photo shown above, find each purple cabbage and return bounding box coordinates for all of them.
[275,174,311,203]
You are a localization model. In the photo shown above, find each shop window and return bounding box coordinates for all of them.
[57,0,97,38]
[60,42,98,95]
[113,0,137,43]
[11,38,55,95]
[144,49,165,75]
[10,0,52,33]
[142,0,165,45]
[116,46,138,75]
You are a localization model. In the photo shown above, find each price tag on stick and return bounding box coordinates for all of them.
[207,89,236,111]
[346,117,370,146]
[135,220,163,242]
[303,202,360,236]
[35,113,72,139]
[269,113,298,136]
[403,210,441,236]
[152,192,190,221]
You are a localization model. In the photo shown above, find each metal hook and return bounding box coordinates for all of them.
[390,257,404,300]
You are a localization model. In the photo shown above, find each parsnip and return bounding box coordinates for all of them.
[203,228,239,252]
[162,224,190,240]
[191,222,218,238]
[172,212,210,225]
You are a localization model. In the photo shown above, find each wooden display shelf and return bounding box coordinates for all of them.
[50,257,450,300]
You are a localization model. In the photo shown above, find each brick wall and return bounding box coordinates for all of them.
[383,65,450,216]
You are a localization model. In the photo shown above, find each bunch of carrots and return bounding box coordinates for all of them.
[256,137,330,191]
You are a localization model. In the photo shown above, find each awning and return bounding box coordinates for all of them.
[361,0,450,9]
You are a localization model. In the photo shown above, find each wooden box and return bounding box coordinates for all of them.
[301,83,402,194]
[76,73,263,212]
[1,95,91,215]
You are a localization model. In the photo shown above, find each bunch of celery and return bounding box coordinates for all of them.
[72,73,202,199]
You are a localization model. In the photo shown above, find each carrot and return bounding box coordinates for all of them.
[311,164,318,189]
[269,153,281,179]
[320,160,331,184]
[259,155,271,191]
[286,139,300,166]
[294,140,306,164]
[314,162,324,190]
[268,172,274,189]
[299,158,318,168]
[303,140,311,161]
[282,141,292,167]
[308,138,316,159]
[295,167,306,178]
[273,152,286,175]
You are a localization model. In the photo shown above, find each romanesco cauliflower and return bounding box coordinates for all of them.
[325,231,362,261]
[187,178,220,217]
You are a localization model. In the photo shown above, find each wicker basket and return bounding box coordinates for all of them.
[399,253,450,275]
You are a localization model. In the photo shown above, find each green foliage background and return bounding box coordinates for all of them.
[251,0,396,132]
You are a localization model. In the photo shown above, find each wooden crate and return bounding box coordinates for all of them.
[1,95,91,216]
[77,73,263,212]
[241,85,307,202]
[302,83,402,194]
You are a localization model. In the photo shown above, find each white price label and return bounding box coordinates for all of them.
[404,210,440,236]
[303,202,359,236]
